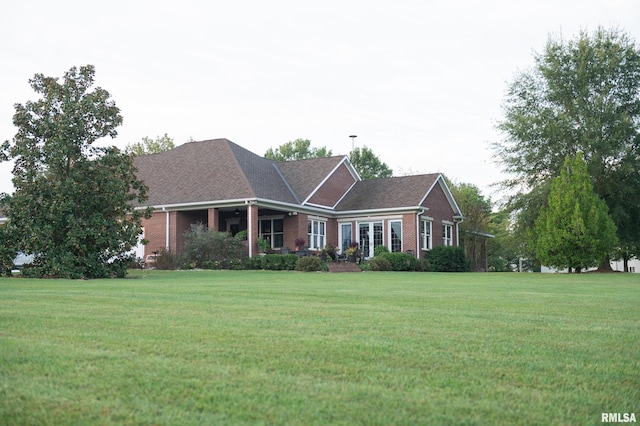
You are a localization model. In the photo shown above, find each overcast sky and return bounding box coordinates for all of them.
[1,0,639,202]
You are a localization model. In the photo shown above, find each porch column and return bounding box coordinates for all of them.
[481,238,488,272]
[248,203,259,257]
[207,208,219,231]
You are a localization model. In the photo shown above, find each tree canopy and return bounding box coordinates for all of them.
[264,139,332,161]
[349,146,393,179]
[494,27,640,265]
[0,65,151,278]
[265,139,393,179]
[126,134,175,155]
[530,153,617,272]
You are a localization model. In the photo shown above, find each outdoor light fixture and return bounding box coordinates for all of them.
[234,208,240,215]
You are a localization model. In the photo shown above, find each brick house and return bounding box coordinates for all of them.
[134,138,464,259]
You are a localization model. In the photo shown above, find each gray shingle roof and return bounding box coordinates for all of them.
[134,139,454,215]
[134,139,298,206]
[336,174,440,211]
[276,156,345,202]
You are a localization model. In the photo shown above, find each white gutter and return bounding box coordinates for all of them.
[247,201,254,257]
[138,198,255,211]
[163,207,170,250]
[335,206,426,217]
[415,212,420,259]
[302,157,357,205]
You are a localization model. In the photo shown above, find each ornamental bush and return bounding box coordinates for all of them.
[182,224,245,269]
[296,256,324,272]
[261,254,299,270]
[427,246,468,272]
[368,252,416,271]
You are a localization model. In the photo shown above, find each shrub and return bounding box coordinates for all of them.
[427,246,469,272]
[261,254,299,270]
[296,256,325,272]
[367,252,416,271]
[373,245,390,257]
[182,223,245,269]
[415,257,431,272]
[386,252,417,271]
[155,248,180,270]
[243,256,263,270]
[368,255,392,271]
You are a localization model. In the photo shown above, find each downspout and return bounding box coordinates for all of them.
[247,202,253,257]
[415,212,420,259]
[163,207,170,250]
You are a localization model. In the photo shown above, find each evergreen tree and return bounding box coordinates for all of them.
[494,28,640,267]
[0,65,151,278]
[530,153,617,272]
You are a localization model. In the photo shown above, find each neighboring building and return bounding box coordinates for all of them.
[133,138,464,259]
[542,258,640,273]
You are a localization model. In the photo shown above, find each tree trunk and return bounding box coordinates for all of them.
[597,257,614,272]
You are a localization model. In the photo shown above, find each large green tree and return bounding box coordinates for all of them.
[264,139,332,161]
[0,65,151,278]
[448,181,519,272]
[530,154,617,272]
[448,181,492,271]
[349,146,393,179]
[494,27,640,268]
[126,133,175,155]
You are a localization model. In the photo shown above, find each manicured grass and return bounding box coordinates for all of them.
[1,271,638,425]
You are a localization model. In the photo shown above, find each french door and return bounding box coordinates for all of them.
[358,222,383,258]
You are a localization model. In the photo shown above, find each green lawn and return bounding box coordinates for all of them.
[1,271,638,425]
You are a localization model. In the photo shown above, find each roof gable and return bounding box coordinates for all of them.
[134,139,297,207]
[335,173,462,216]
[133,139,463,219]
[275,156,348,202]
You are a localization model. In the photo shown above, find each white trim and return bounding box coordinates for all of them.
[420,218,433,252]
[338,222,353,253]
[302,157,356,205]
[415,213,420,258]
[164,209,170,250]
[420,174,464,219]
[248,204,254,257]
[305,202,338,210]
[332,180,359,209]
[140,197,425,221]
[389,219,403,252]
[307,217,327,250]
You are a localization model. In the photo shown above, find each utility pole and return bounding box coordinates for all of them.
[349,135,357,158]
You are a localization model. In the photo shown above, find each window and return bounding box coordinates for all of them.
[390,221,402,252]
[421,220,432,250]
[340,223,352,253]
[443,223,453,246]
[308,219,326,250]
[259,218,284,248]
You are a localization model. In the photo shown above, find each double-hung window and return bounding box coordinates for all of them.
[308,219,326,250]
[421,219,432,250]
[443,223,453,246]
[390,220,402,252]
